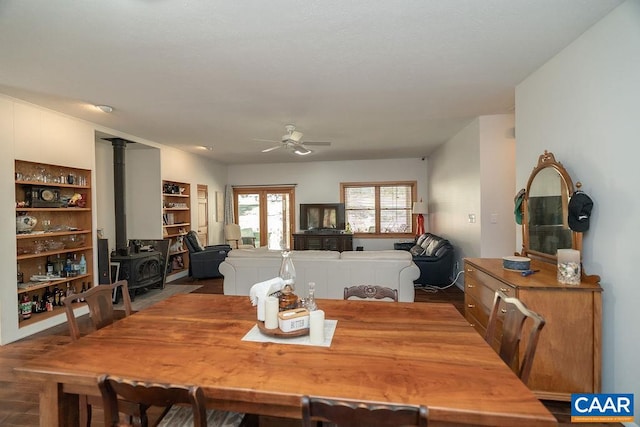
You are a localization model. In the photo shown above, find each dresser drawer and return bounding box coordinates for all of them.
[466,263,515,301]
[465,292,490,327]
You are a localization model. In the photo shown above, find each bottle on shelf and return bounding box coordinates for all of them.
[72,253,80,276]
[80,282,87,302]
[38,292,46,313]
[52,286,60,306]
[46,257,54,276]
[31,295,41,314]
[55,254,64,276]
[64,253,73,277]
[20,294,32,320]
[17,262,23,284]
[43,287,54,312]
[79,254,87,275]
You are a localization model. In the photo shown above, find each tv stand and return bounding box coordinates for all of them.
[293,232,353,252]
[303,228,344,234]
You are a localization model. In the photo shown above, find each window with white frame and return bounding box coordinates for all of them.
[341,181,416,236]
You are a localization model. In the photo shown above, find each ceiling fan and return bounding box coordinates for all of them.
[256,124,331,156]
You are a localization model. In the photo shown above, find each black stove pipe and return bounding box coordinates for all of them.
[110,138,129,255]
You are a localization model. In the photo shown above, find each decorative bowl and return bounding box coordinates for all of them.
[502,256,531,271]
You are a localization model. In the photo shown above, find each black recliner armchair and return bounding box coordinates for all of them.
[395,232,454,287]
[184,231,231,279]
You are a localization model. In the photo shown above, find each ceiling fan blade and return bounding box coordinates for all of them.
[262,145,282,153]
[253,138,280,143]
[302,141,332,146]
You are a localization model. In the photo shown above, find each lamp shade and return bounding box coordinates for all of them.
[412,201,428,215]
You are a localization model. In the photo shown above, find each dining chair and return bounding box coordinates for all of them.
[98,375,253,427]
[62,279,133,340]
[484,289,546,384]
[98,375,207,427]
[301,396,428,427]
[224,223,255,249]
[343,285,398,302]
[62,280,134,427]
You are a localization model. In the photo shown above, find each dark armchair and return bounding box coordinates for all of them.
[184,231,231,279]
[395,232,454,287]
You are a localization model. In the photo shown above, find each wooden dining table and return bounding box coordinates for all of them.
[16,293,557,427]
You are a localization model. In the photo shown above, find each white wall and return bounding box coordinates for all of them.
[428,114,515,284]
[1,95,97,343]
[227,158,428,251]
[95,137,228,255]
[516,0,639,421]
[1,95,228,344]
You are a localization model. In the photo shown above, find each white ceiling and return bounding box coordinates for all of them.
[0,1,623,164]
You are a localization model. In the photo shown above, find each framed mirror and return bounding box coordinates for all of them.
[521,151,582,263]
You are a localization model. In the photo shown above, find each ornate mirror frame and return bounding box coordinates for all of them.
[520,150,582,263]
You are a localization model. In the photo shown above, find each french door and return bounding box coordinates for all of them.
[233,186,295,250]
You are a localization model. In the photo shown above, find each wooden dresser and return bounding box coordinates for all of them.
[464,258,602,401]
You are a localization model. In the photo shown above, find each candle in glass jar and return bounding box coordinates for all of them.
[557,249,581,285]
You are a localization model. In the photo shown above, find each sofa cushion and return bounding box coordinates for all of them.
[340,250,412,261]
[416,234,429,247]
[409,244,426,256]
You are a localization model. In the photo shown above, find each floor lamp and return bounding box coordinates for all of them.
[413,200,428,237]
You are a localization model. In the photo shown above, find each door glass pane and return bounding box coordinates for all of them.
[267,193,290,250]
[238,194,260,247]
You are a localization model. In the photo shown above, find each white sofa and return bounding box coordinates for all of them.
[219,248,420,302]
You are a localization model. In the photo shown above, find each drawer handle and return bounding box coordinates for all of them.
[469,323,475,327]
[467,283,475,288]
[501,308,507,314]
[499,287,510,293]
[466,268,474,273]
[467,304,476,309]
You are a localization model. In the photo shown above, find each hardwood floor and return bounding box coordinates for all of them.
[0,278,618,426]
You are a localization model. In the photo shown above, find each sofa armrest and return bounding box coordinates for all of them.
[394,242,415,251]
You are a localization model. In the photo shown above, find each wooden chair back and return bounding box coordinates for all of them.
[98,375,207,427]
[62,279,132,341]
[484,290,546,384]
[343,285,398,302]
[301,396,428,427]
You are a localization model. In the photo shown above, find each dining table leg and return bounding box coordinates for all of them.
[40,381,80,427]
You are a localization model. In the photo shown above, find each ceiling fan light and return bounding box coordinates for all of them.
[95,104,113,113]
[293,146,312,156]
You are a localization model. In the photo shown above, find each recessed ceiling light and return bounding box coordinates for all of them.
[95,105,113,113]
[199,146,214,151]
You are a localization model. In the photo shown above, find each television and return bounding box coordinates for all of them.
[299,203,346,231]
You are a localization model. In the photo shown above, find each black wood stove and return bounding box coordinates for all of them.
[108,138,164,296]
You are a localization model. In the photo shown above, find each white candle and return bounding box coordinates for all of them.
[309,309,325,345]
[264,296,279,329]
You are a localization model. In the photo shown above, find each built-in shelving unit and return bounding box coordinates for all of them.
[15,160,93,328]
[162,180,190,279]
